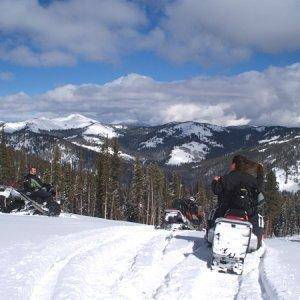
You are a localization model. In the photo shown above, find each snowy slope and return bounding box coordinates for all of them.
[167,142,209,165]
[2,114,118,138]
[0,213,299,300]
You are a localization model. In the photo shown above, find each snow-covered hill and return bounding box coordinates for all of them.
[2,114,118,138]
[0,213,299,299]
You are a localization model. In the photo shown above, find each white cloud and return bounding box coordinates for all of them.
[1,0,300,66]
[0,0,146,66]
[0,64,300,127]
[148,0,300,65]
[0,71,14,81]
[163,103,249,126]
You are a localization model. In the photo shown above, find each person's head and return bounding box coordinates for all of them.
[230,155,246,172]
[29,167,37,175]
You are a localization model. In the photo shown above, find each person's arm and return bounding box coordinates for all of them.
[36,176,46,188]
[23,176,31,190]
[211,176,224,195]
[28,176,43,191]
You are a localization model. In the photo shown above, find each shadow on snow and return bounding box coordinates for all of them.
[174,234,211,267]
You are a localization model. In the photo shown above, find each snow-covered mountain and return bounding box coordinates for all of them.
[0,213,299,299]
[2,114,118,138]
[2,114,300,191]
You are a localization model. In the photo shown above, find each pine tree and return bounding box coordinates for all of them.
[63,163,75,212]
[173,172,183,200]
[102,139,111,219]
[153,165,165,226]
[75,155,85,214]
[16,152,27,185]
[52,144,63,196]
[131,157,144,222]
[110,138,122,219]
[95,138,111,218]
[265,170,282,236]
[196,178,209,227]
[145,164,153,224]
[0,128,14,184]
[95,149,104,218]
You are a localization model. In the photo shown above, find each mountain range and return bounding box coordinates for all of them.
[1,114,300,192]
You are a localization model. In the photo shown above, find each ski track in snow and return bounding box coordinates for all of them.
[1,214,299,300]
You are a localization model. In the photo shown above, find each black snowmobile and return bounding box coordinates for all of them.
[0,185,61,216]
[160,197,204,231]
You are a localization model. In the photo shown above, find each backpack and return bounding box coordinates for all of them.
[229,183,257,215]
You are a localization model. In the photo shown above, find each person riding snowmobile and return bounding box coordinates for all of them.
[172,197,204,227]
[210,155,264,246]
[23,167,54,204]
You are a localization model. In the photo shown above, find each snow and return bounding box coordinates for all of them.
[53,114,95,129]
[206,124,227,132]
[258,135,280,144]
[82,135,102,144]
[72,142,133,161]
[2,121,27,133]
[119,152,134,161]
[140,137,164,148]
[262,236,300,299]
[167,142,208,165]
[2,114,118,137]
[83,123,118,138]
[0,213,299,299]
[274,163,300,192]
[270,136,300,145]
[253,126,266,132]
[160,122,214,139]
[72,142,101,152]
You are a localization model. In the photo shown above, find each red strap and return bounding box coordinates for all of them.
[226,214,248,221]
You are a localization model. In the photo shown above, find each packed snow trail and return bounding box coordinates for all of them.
[0,214,299,300]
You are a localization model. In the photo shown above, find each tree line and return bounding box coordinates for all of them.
[0,129,299,236]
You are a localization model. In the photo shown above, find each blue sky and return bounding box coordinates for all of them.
[0,0,300,126]
[1,51,300,96]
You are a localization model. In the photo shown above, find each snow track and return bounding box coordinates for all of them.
[1,214,299,299]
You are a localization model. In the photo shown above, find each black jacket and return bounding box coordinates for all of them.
[23,174,45,192]
[211,170,263,214]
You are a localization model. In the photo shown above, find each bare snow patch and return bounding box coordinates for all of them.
[2,121,27,133]
[259,135,280,144]
[167,142,208,165]
[83,123,117,138]
[72,142,133,161]
[160,122,213,139]
[140,137,164,149]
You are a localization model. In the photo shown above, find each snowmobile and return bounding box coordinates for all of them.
[206,208,264,275]
[161,209,196,230]
[0,185,61,216]
[160,197,204,231]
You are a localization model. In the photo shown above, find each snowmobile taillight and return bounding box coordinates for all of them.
[225,214,248,221]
